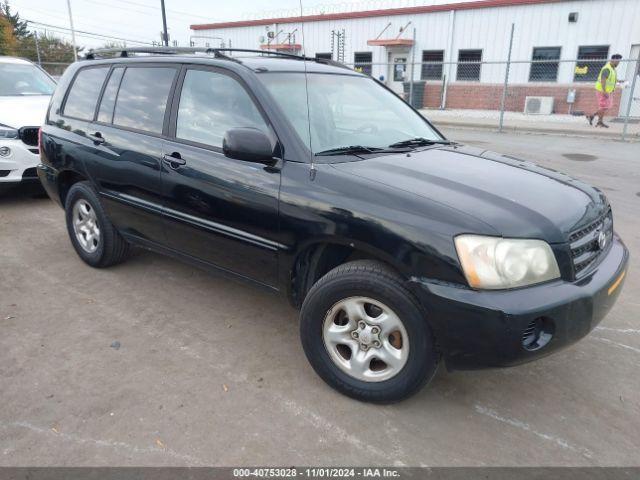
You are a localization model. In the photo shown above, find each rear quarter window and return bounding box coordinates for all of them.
[112,67,177,134]
[63,67,110,120]
[97,67,125,124]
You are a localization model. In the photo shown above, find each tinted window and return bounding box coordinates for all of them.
[354,52,372,76]
[421,50,444,80]
[113,67,176,134]
[574,45,609,82]
[176,69,268,148]
[63,67,109,120]
[529,47,561,82]
[457,49,482,81]
[97,67,124,123]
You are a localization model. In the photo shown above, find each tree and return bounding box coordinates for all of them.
[0,1,29,39]
[0,13,18,55]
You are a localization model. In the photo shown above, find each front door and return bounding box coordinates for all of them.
[387,51,408,95]
[619,45,640,118]
[161,66,281,287]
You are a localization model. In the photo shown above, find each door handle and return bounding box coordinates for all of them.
[162,152,186,168]
[88,132,105,144]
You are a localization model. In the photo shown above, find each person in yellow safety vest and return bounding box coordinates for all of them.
[586,54,623,128]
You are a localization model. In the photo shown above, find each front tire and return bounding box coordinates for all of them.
[65,181,130,268]
[300,260,438,403]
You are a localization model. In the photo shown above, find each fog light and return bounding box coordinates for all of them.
[521,317,554,351]
[0,146,11,157]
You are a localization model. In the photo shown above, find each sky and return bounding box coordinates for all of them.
[8,0,478,50]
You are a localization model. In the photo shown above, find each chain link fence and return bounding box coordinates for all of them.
[25,53,640,141]
[346,56,640,141]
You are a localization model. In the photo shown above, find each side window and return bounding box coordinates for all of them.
[176,69,268,148]
[63,67,109,120]
[113,67,176,134]
[97,67,125,123]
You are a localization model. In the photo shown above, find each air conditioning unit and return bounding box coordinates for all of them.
[524,96,554,115]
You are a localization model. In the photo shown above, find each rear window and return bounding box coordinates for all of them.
[63,67,110,120]
[112,67,176,134]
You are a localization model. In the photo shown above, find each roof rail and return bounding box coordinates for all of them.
[85,46,307,60]
[83,46,352,70]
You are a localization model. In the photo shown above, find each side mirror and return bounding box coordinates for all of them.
[222,127,274,164]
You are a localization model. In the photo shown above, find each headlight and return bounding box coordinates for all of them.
[0,124,18,139]
[454,235,560,289]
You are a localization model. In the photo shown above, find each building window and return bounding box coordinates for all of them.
[529,47,561,82]
[315,52,332,60]
[574,45,609,82]
[456,49,482,81]
[421,50,444,80]
[354,52,372,76]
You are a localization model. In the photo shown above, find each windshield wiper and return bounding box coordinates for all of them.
[388,137,452,148]
[315,145,384,156]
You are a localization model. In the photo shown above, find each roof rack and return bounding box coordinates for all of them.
[84,46,351,70]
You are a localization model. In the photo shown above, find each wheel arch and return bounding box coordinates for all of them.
[286,237,410,309]
[57,169,89,208]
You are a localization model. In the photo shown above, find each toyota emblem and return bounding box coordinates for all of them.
[597,230,607,250]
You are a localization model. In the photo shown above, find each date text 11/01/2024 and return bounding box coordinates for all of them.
[232,468,401,477]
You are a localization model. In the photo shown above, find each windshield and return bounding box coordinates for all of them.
[0,63,56,96]
[258,72,443,154]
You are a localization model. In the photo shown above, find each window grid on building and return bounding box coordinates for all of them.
[529,47,561,82]
[574,45,609,82]
[456,49,482,81]
[421,50,444,80]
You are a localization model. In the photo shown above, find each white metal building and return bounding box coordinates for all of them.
[191,0,640,115]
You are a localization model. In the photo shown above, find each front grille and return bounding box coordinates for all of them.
[570,209,613,277]
[18,127,39,147]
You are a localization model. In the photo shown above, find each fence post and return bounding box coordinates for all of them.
[622,55,639,141]
[498,23,515,133]
[34,31,42,65]
[409,27,416,107]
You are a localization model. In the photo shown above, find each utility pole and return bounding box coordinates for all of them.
[160,0,169,47]
[34,31,42,65]
[66,0,78,60]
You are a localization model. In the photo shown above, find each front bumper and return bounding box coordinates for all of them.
[0,139,41,191]
[412,234,629,370]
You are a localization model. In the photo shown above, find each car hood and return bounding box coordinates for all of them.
[331,145,608,243]
[0,95,50,128]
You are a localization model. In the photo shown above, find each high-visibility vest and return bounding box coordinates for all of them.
[595,63,617,93]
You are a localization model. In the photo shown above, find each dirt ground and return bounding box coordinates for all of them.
[1,130,638,466]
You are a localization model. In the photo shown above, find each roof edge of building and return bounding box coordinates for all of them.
[191,0,572,30]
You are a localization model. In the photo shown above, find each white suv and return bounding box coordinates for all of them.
[0,57,56,193]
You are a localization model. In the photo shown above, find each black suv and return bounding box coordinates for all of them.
[38,48,628,403]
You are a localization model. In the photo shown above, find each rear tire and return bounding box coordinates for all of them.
[65,181,130,268]
[300,260,438,403]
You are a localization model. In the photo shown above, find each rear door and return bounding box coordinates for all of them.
[88,63,179,243]
[160,66,281,287]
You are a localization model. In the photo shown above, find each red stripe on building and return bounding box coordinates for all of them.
[191,0,573,30]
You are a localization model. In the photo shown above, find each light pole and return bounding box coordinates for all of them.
[66,0,78,60]
[160,0,169,47]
